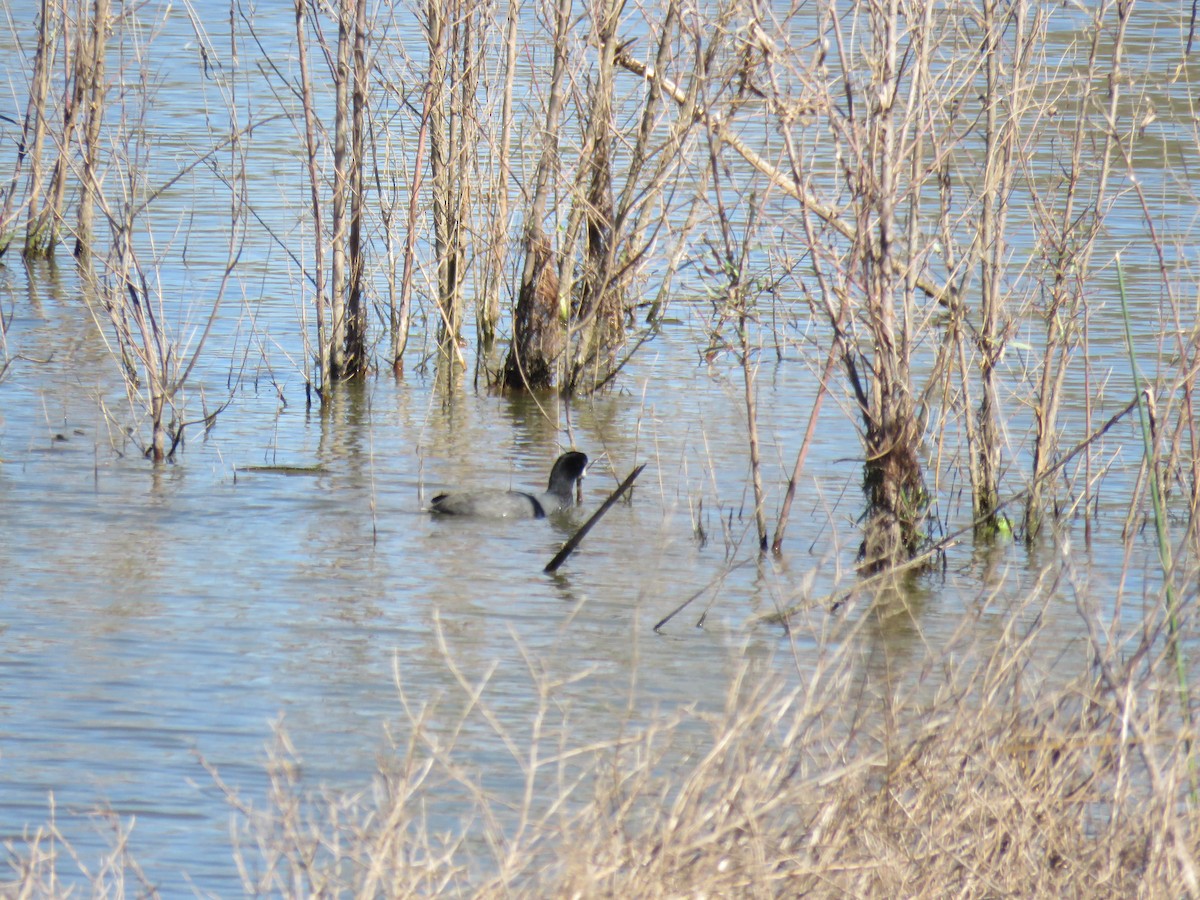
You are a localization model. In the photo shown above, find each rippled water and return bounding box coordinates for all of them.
[0,289,837,890]
[0,268,1150,892]
[0,0,1195,893]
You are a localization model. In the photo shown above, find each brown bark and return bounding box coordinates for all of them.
[503,234,564,390]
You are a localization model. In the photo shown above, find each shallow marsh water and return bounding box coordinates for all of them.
[0,0,1195,893]
[0,258,1156,893]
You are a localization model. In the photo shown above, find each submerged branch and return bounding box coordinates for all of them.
[546,463,645,573]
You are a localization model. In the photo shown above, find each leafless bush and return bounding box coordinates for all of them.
[614,0,1182,568]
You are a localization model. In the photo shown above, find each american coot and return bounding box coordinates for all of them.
[429,451,588,519]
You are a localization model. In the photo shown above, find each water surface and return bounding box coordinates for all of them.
[0,0,1192,893]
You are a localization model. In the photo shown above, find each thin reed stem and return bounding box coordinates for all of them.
[1117,255,1194,798]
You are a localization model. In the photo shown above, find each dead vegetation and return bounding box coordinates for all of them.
[2,0,1199,890]
[5,582,1198,897]
[4,0,1193,569]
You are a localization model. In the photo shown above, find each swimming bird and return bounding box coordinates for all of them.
[429,451,588,519]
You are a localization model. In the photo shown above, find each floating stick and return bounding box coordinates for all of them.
[545,463,646,573]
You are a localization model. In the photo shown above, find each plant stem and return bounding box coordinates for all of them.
[1117,255,1195,798]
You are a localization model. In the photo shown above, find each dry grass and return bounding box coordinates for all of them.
[4,586,1199,898]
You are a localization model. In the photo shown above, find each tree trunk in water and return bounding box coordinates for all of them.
[479,0,521,365]
[74,0,110,263]
[856,330,928,573]
[503,233,563,390]
[17,0,57,259]
[328,0,352,379]
[502,0,571,391]
[855,0,928,572]
[294,0,330,389]
[565,0,623,393]
[343,0,369,376]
